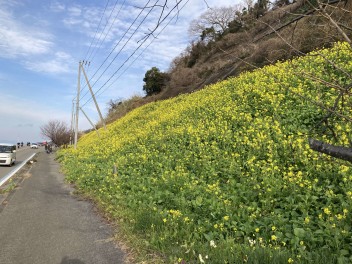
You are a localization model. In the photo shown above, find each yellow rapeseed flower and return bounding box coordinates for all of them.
[323,208,331,215]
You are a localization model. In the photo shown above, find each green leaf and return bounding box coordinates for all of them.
[294,228,306,238]
[339,249,349,256]
[195,196,203,206]
[337,257,347,264]
[203,232,213,241]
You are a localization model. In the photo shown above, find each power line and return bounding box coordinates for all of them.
[91,0,187,94]
[89,0,156,88]
[89,0,126,63]
[79,0,155,102]
[76,0,111,101]
[77,0,188,105]
[97,0,191,98]
[81,0,190,107]
[83,0,111,61]
[75,0,191,134]
[80,0,122,95]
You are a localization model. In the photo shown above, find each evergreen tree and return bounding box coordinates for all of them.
[143,67,168,96]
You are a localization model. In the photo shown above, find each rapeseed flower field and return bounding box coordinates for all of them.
[58,42,352,263]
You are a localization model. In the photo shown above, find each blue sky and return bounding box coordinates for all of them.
[0,0,236,143]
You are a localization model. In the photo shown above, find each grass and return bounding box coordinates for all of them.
[58,42,352,264]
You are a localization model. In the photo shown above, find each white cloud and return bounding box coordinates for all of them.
[0,94,68,123]
[68,6,82,16]
[24,52,74,74]
[0,94,71,142]
[50,1,66,12]
[63,17,84,26]
[0,9,53,58]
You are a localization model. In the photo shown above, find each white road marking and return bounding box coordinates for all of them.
[0,153,36,187]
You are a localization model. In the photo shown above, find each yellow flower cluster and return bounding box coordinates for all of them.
[58,42,352,263]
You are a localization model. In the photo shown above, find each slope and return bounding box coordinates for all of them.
[59,42,352,264]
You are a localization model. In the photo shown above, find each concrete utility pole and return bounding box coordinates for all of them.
[80,107,100,137]
[80,63,106,130]
[74,61,81,149]
[70,99,75,145]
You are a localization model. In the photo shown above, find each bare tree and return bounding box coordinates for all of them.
[40,120,71,147]
[189,5,242,41]
[242,0,255,11]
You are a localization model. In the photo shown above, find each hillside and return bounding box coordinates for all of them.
[103,0,352,125]
[59,42,352,263]
[161,0,352,98]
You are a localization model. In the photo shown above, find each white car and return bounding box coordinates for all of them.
[0,143,16,166]
[30,144,38,149]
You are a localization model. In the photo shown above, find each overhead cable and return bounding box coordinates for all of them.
[81,0,189,107]
[87,0,122,62]
[79,0,154,102]
[83,0,111,61]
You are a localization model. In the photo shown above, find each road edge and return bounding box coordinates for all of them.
[0,153,36,187]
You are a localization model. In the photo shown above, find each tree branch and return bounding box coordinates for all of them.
[308,138,352,163]
[318,0,352,44]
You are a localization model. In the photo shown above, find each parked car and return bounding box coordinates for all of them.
[30,143,38,149]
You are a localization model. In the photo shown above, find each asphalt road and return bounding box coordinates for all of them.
[0,146,40,180]
[0,152,126,264]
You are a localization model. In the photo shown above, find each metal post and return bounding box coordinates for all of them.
[80,63,106,130]
[74,61,81,149]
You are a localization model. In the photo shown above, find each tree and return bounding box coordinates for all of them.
[143,67,169,96]
[254,0,269,17]
[106,98,123,115]
[273,0,292,8]
[255,0,352,162]
[188,6,242,42]
[242,0,255,11]
[40,120,71,147]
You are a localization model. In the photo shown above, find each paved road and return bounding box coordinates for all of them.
[0,152,126,264]
[0,146,40,180]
